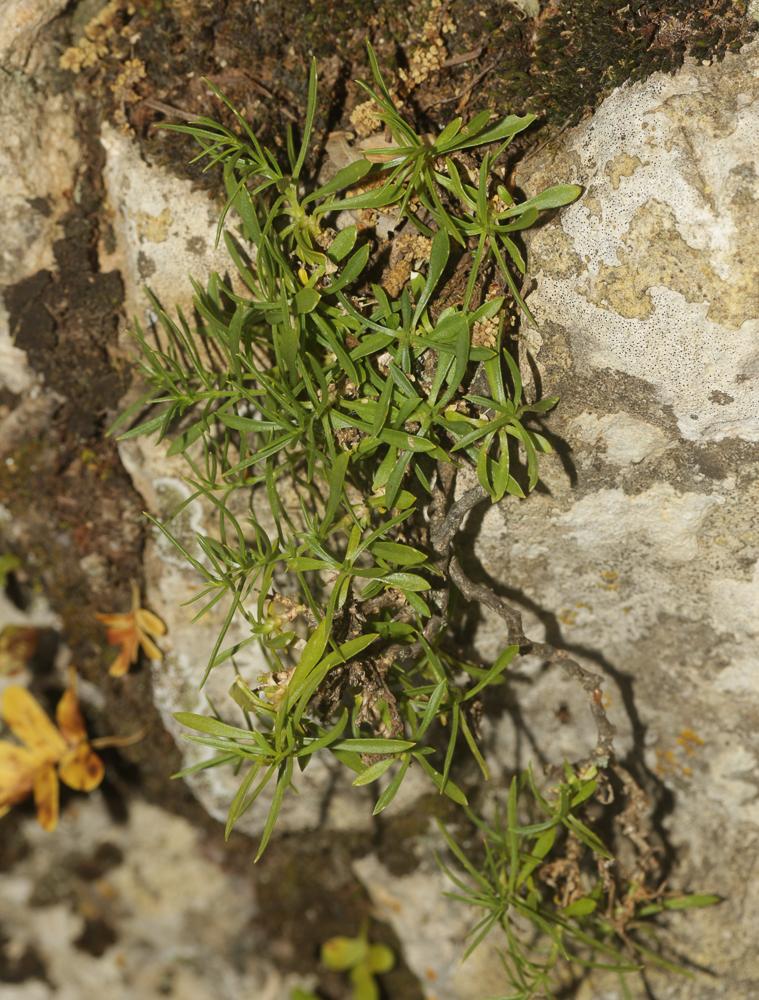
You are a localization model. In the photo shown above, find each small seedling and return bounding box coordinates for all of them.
[321,924,395,1000]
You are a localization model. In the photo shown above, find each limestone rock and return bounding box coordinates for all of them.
[465,41,759,996]
[0,0,68,68]
[353,854,507,1000]
[0,797,299,1000]
[102,40,759,994]
[0,74,79,394]
[517,41,759,443]
[101,125,231,326]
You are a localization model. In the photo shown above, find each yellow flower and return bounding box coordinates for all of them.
[96,581,166,677]
[0,676,105,831]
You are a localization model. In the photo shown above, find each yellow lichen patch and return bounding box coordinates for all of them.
[397,0,453,92]
[654,728,705,779]
[136,206,172,244]
[599,569,619,590]
[654,747,677,778]
[472,281,502,349]
[59,0,128,73]
[111,57,146,105]
[593,200,757,328]
[676,728,705,756]
[350,100,382,139]
[382,233,432,298]
[604,153,644,190]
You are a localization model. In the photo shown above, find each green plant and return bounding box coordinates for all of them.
[116,45,717,998]
[438,768,719,999]
[321,924,394,1000]
[289,924,394,1000]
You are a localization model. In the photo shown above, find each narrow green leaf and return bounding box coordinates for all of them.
[499,184,583,219]
[413,753,468,805]
[292,57,317,178]
[322,243,371,295]
[286,616,332,704]
[255,756,294,860]
[352,756,396,786]
[464,644,518,701]
[371,540,427,566]
[381,572,430,592]
[373,755,412,814]
[294,286,321,314]
[174,712,257,741]
[322,451,350,531]
[412,229,449,327]
[327,224,358,261]
[332,737,415,754]
[307,160,373,205]
[295,709,349,758]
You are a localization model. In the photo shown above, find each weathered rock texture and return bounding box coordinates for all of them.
[476,39,759,996]
[0,0,67,68]
[0,74,79,395]
[0,798,298,1000]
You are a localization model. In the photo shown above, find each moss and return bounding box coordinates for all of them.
[481,0,755,128]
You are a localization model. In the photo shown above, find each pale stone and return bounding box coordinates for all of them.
[0,76,79,286]
[96,40,759,996]
[568,411,670,465]
[517,41,759,443]
[468,43,759,996]
[0,0,68,67]
[0,74,79,394]
[0,797,298,1000]
[101,125,231,328]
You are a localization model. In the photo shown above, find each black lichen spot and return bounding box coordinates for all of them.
[73,841,125,881]
[74,917,118,957]
[27,196,52,217]
[185,236,206,255]
[137,249,157,279]
[0,927,50,985]
[709,390,734,405]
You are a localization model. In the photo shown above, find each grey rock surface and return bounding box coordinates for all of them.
[0,0,67,68]
[0,798,301,1000]
[0,74,79,395]
[479,39,759,996]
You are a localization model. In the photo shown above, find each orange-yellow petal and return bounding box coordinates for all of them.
[136,608,166,638]
[0,741,37,808]
[138,631,163,662]
[96,611,137,630]
[55,687,88,746]
[58,744,105,792]
[108,646,134,677]
[33,764,59,831]
[1,687,66,761]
